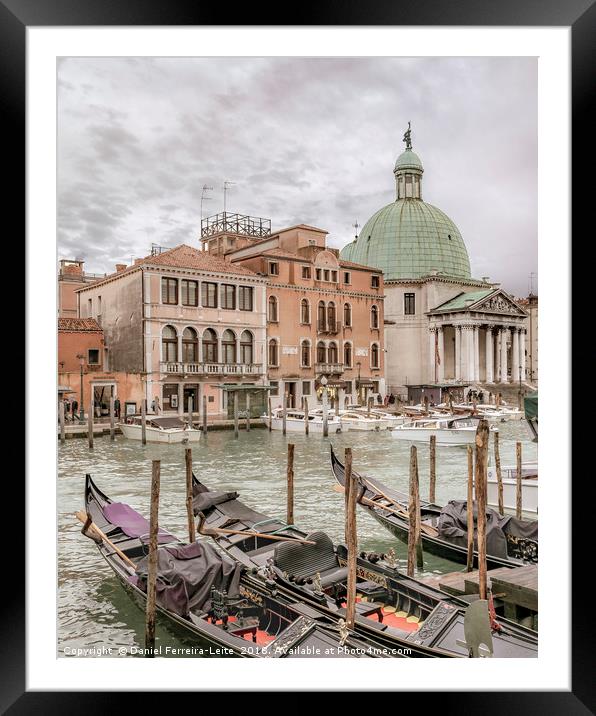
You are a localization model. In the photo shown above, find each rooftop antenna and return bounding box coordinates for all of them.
[200,184,213,221]
[223,181,236,214]
[352,220,360,239]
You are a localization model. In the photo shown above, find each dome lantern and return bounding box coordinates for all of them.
[394,122,423,200]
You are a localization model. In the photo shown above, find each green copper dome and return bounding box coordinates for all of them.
[341,129,472,281]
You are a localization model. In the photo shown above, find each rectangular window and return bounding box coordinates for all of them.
[201,282,218,308]
[181,280,198,306]
[87,298,92,317]
[371,275,380,288]
[302,381,311,396]
[269,262,279,275]
[88,349,100,365]
[270,381,279,397]
[161,277,178,305]
[315,268,322,281]
[343,272,351,284]
[220,284,236,310]
[301,266,311,279]
[331,271,338,283]
[97,296,102,314]
[404,293,415,315]
[323,269,330,282]
[239,286,253,311]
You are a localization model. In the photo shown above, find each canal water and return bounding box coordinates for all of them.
[58,420,536,657]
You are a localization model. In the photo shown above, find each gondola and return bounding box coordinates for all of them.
[330,446,538,570]
[192,475,538,657]
[80,474,383,658]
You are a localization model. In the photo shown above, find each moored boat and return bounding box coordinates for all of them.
[390,415,497,446]
[261,407,343,433]
[80,475,381,658]
[118,415,201,443]
[330,447,538,570]
[487,462,538,516]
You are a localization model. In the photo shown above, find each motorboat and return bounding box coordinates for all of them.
[261,407,343,433]
[486,462,538,517]
[118,415,201,443]
[390,415,497,446]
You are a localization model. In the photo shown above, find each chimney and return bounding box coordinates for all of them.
[115,263,127,272]
[60,259,84,277]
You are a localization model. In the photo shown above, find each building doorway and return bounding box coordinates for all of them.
[92,383,115,417]
[183,385,199,413]
[285,382,297,408]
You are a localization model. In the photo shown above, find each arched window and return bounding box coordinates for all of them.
[317,341,326,364]
[327,302,336,330]
[202,328,218,364]
[371,304,379,329]
[344,342,352,367]
[328,341,338,364]
[182,327,198,363]
[300,298,310,324]
[162,325,178,362]
[240,330,253,364]
[371,343,380,368]
[317,301,326,330]
[222,329,236,364]
[268,339,279,366]
[268,296,278,322]
[301,340,311,367]
[343,302,352,327]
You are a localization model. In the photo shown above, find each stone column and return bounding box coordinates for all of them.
[429,327,437,382]
[512,328,521,385]
[499,328,510,383]
[485,327,494,383]
[473,325,480,382]
[466,326,475,382]
[520,329,527,381]
[177,382,184,416]
[455,326,461,381]
[437,326,445,382]
[177,332,183,368]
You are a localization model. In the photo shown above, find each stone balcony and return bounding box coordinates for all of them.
[160,362,263,376]
[317,320,342,334]
[315,363,344,374]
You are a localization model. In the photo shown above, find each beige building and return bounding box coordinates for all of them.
[517,293,538,384]
[75,244,268,416]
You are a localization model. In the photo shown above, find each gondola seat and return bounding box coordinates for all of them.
[273,531,348,587]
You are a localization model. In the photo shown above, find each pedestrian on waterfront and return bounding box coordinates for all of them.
[151,398,157,414]
[114,397,120,419]
[71,399,78,419]
[478,389,484,403]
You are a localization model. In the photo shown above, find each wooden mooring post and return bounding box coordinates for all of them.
[88,400,94,449]
[407,445,423,575]
[282,392,288,436]
[268,397,272,432]
[344,447,357,630]
[494,430,504,515]
[429,434,436,503]
[423,395,429,415]
[202,395,208,436]
[516,441,523,519]
[466,445,474,572]
[109,395,115,441]
[474,419,490,601]
[187,396,193,430]
[303,396,309,436]
[141,400,147,446]
[322,387,329,438]
[286,443,294,526]
[185,448,195,543]
[59,400,65,443]
[245,392,251,432]
[233,391,239,439]
[145,459,161,656]
[367,396,373,417]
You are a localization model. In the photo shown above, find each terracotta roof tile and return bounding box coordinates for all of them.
[339,259,383,273]
[58,318,103,332]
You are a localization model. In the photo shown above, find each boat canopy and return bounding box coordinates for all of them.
[150,416,187,429]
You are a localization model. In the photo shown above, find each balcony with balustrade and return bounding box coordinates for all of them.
[160,362,263,376]
[315,363,344,375]
[317,320,342,335]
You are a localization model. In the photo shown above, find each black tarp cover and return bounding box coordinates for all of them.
[437,500,538,558]
[135,541,242,617]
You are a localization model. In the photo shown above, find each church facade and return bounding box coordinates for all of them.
[340,126,529,396]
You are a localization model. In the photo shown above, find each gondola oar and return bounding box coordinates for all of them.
[196,514,316,545]
[332,484,438,537]
[75,510,138,571]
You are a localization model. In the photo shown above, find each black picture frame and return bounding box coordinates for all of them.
[8,0,588,708]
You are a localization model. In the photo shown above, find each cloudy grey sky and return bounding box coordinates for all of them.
[58,57,537,296]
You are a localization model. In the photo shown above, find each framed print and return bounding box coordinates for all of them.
[8,0,590,708]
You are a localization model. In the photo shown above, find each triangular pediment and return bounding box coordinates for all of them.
[472,290,527,317]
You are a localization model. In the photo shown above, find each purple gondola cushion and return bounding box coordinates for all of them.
[103,502,175,543]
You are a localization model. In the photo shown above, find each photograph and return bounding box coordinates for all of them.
[55,54,541,662]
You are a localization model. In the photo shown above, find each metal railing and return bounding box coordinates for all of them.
[315,363,344,374]
[317,320,341,334]
[160,362,263,375]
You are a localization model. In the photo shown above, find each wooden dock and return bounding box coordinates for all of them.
[421,564,538,630]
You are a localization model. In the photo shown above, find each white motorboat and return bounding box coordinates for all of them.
[390,416,497,446]
[261,407,343,433]
[486,462,538,516]
[334,410,386,431]
[346,406,406,427]
[118,415,202,443]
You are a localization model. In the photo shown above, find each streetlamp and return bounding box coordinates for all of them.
[77,354,85,420]
[356,361,362,405]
